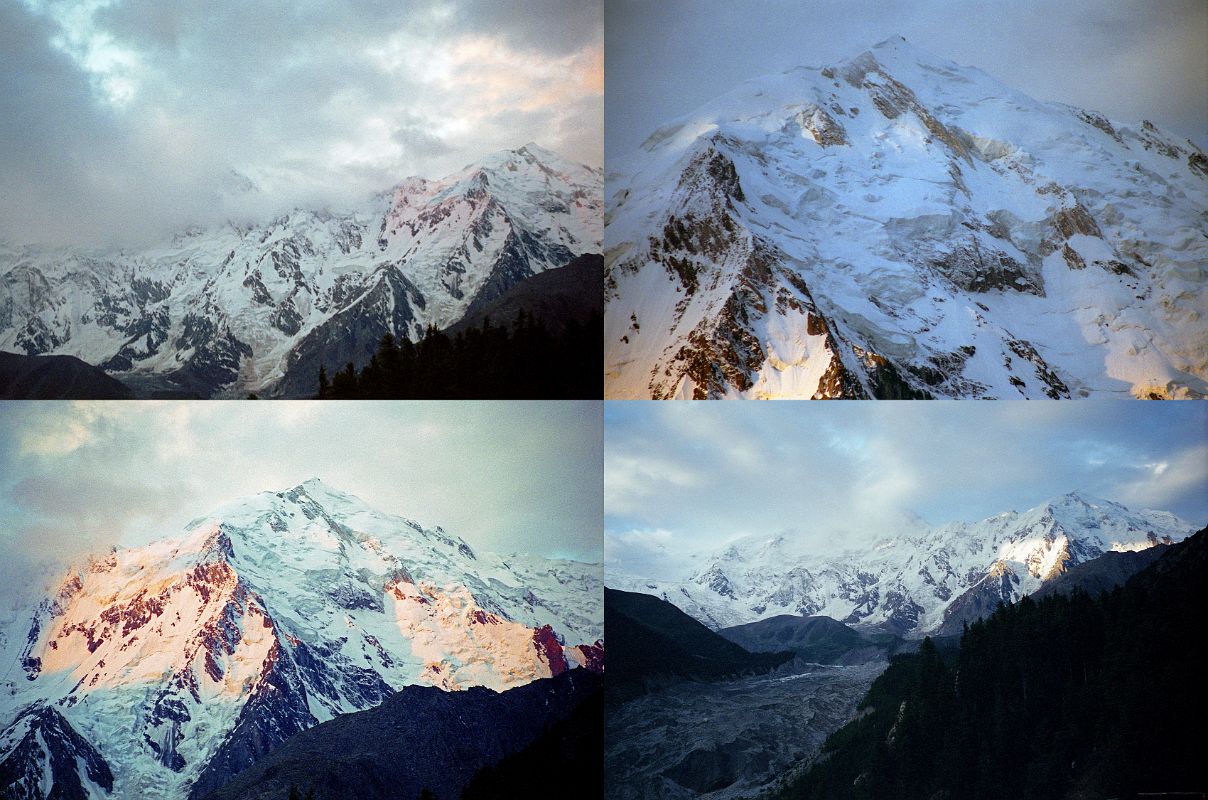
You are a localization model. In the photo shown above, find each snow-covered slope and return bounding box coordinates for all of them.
[610,492,1195,634]
[0,143,602,397]
[604,36,1207,399]
[0,480,602,799]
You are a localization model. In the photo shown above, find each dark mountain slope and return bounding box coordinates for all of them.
[0,351,133,399]
[199,669,600,800]
[461,687,602,799]
[605,587,792,703]
[720,614,907,664]
[937,543,1174,635]
[0,706,114,800]
[447,253,603,336]
[1031,544,1170,600]
[770,527,1208,800]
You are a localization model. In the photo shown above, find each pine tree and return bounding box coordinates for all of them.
[317,364,330,399]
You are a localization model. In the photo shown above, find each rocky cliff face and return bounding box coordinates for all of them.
[605,36,1207,399]
[610,493,1194,635]
[0,480,602,799]
[0,143,602,398]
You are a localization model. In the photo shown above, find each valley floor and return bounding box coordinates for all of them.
[604,661,885,800]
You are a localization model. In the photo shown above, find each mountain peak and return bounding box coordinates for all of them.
[1,482,602,799]
[605,32,1206,400]
[1056,490,1112,506]
[850,34,965,76]
[293,476,333,494]
[870,33,910,50]
[517,141,554,158]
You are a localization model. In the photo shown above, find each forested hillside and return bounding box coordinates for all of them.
[770,528,1207,800]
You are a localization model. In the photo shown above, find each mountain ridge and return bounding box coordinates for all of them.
[1,143,602,398]
[609,492,1196,635]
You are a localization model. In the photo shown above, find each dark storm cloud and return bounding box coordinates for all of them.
[605,0,1207,161]
[0,0,602,246]
[605,403,1208,578]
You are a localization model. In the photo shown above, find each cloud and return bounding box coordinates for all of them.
[604,403,1208,579]
[1111,443,1208,511]
[8,473,186,559]
[0,401,603,585]
[0,0,602,246]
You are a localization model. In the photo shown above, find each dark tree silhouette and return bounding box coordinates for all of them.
[314,312,601,399]
[769,528,1208,800]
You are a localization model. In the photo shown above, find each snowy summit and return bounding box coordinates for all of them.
[0,481,603,799]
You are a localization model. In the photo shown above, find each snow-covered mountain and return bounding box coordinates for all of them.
[0,479,603,799]
[604,36,1207,399]
[0,143,602,398]
[610,492,1195,635]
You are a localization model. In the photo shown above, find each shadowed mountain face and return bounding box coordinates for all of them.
[200,669,601,800]
[447,253,604,336]
[605,587,792,702]
[0,351,133,398]
[936,541,1175,634]
[1030,544,1170,600]
[720,615,908,664]
[461,685,603,800]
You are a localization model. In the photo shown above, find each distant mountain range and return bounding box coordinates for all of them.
[718,614,909,664]
[0,143,602,398]
[0,480,603,799]
[605,37,1207,398]
[610,492,1196,636]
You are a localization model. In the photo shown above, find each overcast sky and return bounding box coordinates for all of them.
[605,403,1208,580]
[0,0,602,247]
[606,0,1208,161]
[0,401,603,590]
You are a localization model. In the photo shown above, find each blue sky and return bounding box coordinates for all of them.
[605,402,1208,578]
[0,401,603,582]
[606,0,1207,160]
